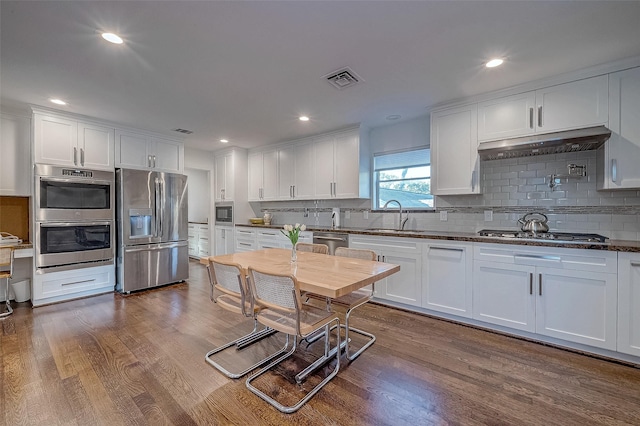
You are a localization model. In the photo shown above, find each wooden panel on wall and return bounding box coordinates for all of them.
[0,196,30,242]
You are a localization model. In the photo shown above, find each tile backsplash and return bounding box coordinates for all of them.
[254,150,640,241]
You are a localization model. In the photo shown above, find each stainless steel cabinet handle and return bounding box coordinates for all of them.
[539,274,542,296]
[471,171,476,191]
[148,155,152,168]
[529,107,534,129]
[514,254,561,262]
[62,278,96,286]
[314,236,347,242]
[630,261,640,267]
[430,246,464,252]
[611,159,617,183]
[80,148,85,166]
[529,273,533,295]
[382,255,386,262]
[538,106,543,127]
[73,147,78,165]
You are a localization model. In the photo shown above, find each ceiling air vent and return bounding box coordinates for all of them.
[173,128,193,135]
[324,67,363,90]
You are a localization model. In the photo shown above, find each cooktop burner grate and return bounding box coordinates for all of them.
[478,229,608,243]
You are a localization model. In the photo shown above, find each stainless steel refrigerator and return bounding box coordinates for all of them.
[116,168,189,293]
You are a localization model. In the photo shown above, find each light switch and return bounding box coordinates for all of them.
[440,210,447,221]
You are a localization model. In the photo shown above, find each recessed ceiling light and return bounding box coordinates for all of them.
[50,98,67,105]
[220,139,228,143]
[101,32,123,44]
[486,58,504,68]
[299,116,310,122]
[386,114,401,121]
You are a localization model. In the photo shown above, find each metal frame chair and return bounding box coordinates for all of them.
[246,266,340,414]
[204,259,287,379]
[295,242,329,254]
[0,247,15,318]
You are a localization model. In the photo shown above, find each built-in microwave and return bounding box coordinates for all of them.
[215,202,233,226]
[35,164,115,221]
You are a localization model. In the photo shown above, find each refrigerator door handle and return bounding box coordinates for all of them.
[124,241,188,253]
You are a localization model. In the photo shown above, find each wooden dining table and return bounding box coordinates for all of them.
[200,247,400,299]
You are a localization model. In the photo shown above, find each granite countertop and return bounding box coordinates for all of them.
[234,223,640,252]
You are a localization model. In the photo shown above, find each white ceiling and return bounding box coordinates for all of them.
[2,1,640,152]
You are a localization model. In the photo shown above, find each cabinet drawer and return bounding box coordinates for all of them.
[36,266,114,299]
[235,228,257,238]
[474,243,617,274]
[350,235,422,254]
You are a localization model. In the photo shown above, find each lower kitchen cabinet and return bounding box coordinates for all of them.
[256,227,312,250]
[32,264,115,307]
[235,227,257,252]
[618,252,640,357]
[214,226,234,255]
[188,223,210,258]
[350,235,422,307]
[422,240,473,318]
[473,243,618,351]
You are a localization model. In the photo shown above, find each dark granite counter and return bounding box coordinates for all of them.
[234,224,640,252]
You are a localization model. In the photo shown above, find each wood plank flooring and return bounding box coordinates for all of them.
[2,260,640,425]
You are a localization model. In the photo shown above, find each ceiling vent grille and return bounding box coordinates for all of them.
[324,67,363,90]
[173,128,193,135]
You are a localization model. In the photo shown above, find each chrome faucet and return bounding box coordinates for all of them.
[383,199,407,230]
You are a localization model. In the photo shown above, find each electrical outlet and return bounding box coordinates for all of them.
[363,210,369,219]
[345,210,351,219]
[440,210,448,221]
[484,210,493,221]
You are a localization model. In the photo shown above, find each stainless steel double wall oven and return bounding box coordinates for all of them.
[34,164,115,272]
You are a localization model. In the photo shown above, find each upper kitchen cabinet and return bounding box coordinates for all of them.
[214,148,247,202]
[277,141,315,200]
[248,149,278,201]
[478,75,609,142]
[33,111,115,171]
[115,129,183,173]
[430,104,480,195]
[313,129,361,199]
[0,111,31,196]
[597,67,640,190]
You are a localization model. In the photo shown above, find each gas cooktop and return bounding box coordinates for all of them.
[478,229,608,243]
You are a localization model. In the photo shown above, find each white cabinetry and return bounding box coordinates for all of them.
[277,141,315,200]
[618,252,640,357]
[188,223,210,258]
[597,67,640,190]
[32,264,115,307]
[0,111,31,196]
[215,148,248,204]
[422,240,473,318]
[473,244,617,350]
[430,104,480,195]
[215,152,234,201]
[214,226,234,255]
[248,150,278,201]
[314,130,360,199]
[350,235,422,307]
[256,227,312,249]
[115,129,183,172]
[478,75,609,142]
[235,227,257,252]
[34,112,114,171]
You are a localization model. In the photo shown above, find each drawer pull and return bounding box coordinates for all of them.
[529,273,533,295]
[430,246,464,252]
[514,254,561,262]
[62,278,96,286]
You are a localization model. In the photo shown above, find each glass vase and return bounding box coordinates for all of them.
[291,245,297,263]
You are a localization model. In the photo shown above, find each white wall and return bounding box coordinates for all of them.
[184,168,210,223]
[369,115,430,155]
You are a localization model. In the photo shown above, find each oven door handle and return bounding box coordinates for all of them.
[38,176,114,186]
[39,221,112,227]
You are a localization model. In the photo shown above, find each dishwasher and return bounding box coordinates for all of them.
[313,232,349,255]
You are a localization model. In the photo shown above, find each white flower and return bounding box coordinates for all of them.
[295,223,300,229]
[300,224,306,231]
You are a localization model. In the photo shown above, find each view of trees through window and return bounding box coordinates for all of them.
[374,148,433,209]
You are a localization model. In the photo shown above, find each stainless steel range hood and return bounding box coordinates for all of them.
[478,125,611,161]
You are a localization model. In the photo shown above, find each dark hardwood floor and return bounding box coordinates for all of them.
[2,260,640,425]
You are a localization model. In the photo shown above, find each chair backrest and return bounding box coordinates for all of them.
[210,259,249,312]
[0,247,14,276]
[295,242,329,254]
[248,267,301,315]
[335,247,376,261]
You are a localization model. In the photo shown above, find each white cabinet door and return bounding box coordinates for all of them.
[473,261,536,332]
[535,75,608,133]
[214,226,234,255]
[478,92,536,141]
[78,122,114,170]
[536,267,617,350]
[334,130,360,198]
[235,227,257,252]
[277,146,295,200]
[262,149,278,201]
[598,67,640,190]
[34,114,78,167]
[0,112,31,196]
[215,154,234,201]
[422,241,473,318]
[618,253,640,357]
[116,129,151,169]
[294,141,315,199]
[248,151,264,201]
[431,104,480,195]
[314,135,335,198]
[32,264,115,306]
[153,137,183,172]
